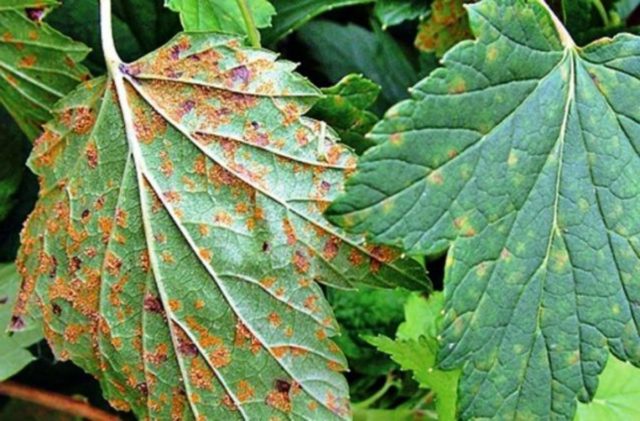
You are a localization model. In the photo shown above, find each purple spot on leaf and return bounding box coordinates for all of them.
[232,65,251,84]
[25,7,45,22]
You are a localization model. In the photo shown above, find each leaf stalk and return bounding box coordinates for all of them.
[236,0,261,48]
[100,0,121,72]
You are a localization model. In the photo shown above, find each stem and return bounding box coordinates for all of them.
[538,0,576,48]
[0,381,118,421]
[100,0,121,72]
[236,0,261,48]
[352,373,398,410]
[591,0,610,27]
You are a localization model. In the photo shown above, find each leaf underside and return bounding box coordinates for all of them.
[328,0,640,419]
[0,0,90,140]
[14,32,427,420]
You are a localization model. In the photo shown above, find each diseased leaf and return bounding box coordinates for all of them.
[165,0,276,35]
[366,293,459,421]
[0,263,42,381]
[575,355,640,421]
[263,0,375,45]
[15,32,427,419]
[415,0,472,57]
[309,74,381,154]
[375,0,432,28]
[328,0,640,418]
[0,0,90,140]
[298,20,419,113]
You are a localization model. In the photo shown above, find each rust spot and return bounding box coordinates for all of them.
[143,294,163,314]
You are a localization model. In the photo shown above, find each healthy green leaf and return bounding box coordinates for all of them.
[328,0,640,418]
[298,20,419,113]
[374,0,431,28]
[15,32,427,419]
[263,0,375,45]
[0,0,90,140]
[165,0,276,35]
[353,407,435,420]
[414,0,472,57]
[0,263,42,381]
[575,355,640,421]
[366,292,459,421]
[309,74,381,154]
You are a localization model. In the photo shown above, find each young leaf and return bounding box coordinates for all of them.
[15,32,427,419]
[415,0,472,57]
[309,74,381,154]
[0,0,90,140]
[165,0,276,35]
[328,0,640,418]
[575,355,640,421]
[263,0,375,45]
[374,0,431,28]
[298,20,419,113]
[0,264,42,381]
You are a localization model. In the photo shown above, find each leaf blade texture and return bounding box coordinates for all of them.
[0,0,90,139]
[328,0,640,418]
[15,32,427,419]
[165,0,276,35]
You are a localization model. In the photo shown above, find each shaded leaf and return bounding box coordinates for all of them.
[415,0,473,57]
[298,20,419,113]
[309,74,381,154]
[328,0,640,418]
[375,0,432,28]
[47,0,181,73]
[353,407,435,420]
[0,107,28,223]
[263,0,375,45]
[575,355,640,421]
[0,0,90,140]
[365,292,458,421]
[15,32,427,419]
[0,263,42,381]
[165,0,275,35]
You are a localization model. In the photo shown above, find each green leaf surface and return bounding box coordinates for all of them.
[0,0,90,140]
[298,20,419,113]
[575,355,640,421]
[365,292,459,421]
[328,0,640,418]
[0,264,43,381]
[309,74,381,154]
[616,0,640,20]
[165,0,275,35]
[15,32,427,419]
[374,0,432,28]
[263,0,375,45]
[354,407,435,420]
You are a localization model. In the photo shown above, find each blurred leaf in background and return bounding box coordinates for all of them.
[375,0,431,28]
[298,20,419,113]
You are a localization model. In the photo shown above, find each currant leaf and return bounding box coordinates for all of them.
[15,32,427,419]
[328,0,640,418]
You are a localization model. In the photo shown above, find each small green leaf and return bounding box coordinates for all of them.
[165,0,276,35]
[16,32,427,419]
[0,263,42,381]
[375,0,431,28]
[0,0,90,140]
[263,0,375,45]
[415,0,472,57]
[575,355,640,421]
[298,20,419,113]
[329,0,640,418]
[309,74,381,154]
[365,292,459,421]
